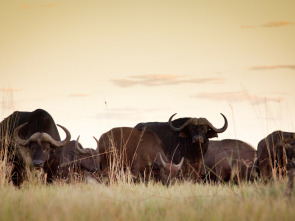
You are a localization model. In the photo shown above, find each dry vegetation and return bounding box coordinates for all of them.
[1,95,295,221]
[0,178,295,221]
[1,132,295,220]
[1,142,295,221]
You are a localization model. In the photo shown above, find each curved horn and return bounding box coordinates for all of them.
[93,136,99,153]
[75,136,92,154]
[41,133,61,146]
[27,133,43,144]
[159,153,169,168]
[168,113,191,132]
[206,113,228,133]
[14,122,30,146]
[175,157,184,170]
[47,124,71,147]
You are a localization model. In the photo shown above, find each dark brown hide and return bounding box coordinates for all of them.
[58,139,100,182]
[257,131,295,181]
[214,149,257,182]
[202,139,257,182]
[135,113,228,180]
[98,127,183,185]
[0,109,71,185]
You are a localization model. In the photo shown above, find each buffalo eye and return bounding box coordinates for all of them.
[207,129,218,138]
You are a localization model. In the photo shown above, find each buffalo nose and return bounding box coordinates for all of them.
[192,136,204,144]
[33,160,44,167]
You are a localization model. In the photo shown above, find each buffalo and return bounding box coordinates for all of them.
[256,131,295,181]
[135,113,228,179]
[98,127,184,185]
[285,141,295,197]
[58,136,100,183]
[202,139,257,183]
[0,109,71,185]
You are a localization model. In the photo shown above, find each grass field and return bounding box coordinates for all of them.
[1,104,294,221]
[0,180,294,221]
[1,131,295,221]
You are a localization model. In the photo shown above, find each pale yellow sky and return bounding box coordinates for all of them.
[1,0,295,148]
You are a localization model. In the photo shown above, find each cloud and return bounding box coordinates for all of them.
[250,65,295,71]
[40,3,57,8]
[95,107,167,120]
[20,3,30,10]
[68,93,90,98]
[111,74,226,87]
[261,21,295,28]
[191,91,283,105]
[240,25,255,29]
[0,88,21,92]
[241,21,295,28]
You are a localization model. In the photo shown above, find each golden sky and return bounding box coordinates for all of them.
[1,0,295,148]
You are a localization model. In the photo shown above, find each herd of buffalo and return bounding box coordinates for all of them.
[1,108,295,187]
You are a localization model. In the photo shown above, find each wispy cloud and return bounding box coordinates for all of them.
[241,21,295,28]
[96,107,167,120]
[191,91,283,105]
[40,3,56,8]
[111,74,226,87]
[20,3,30,10]
[240,25,255,29]
[68,93,90,98]
[250,65,295,71]
[0,88,21,92]
[261,21,295,28]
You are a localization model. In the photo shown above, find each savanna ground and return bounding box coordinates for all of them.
[1,130,295,221]
[1,127,294,221]
[0,170,295,221]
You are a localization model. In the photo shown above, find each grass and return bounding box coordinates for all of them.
[1,128,295,221]
[1,94,294,221]
[1,130,295,221]
[0,181,294,221]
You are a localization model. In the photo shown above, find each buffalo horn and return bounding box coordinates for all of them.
[41,124,71,147]
[75,136,93,154]
[202,113,228,133]
[14,123,71,147]
[32,125,71,147]
[159,153,168,168]
[168,113,191,132]
[14,122,30,146]
[175,157,184,170]
[53,124,71,147]
[168,113,228,133]
[93,136,99,153]
[15,127,47,147]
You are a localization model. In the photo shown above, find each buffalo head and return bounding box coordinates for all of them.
[158,153,184,185]
[59,136,100,182]
[277,139,295,171]
[74,136,100,174]
[14,122,71,168]
[168,113,228,143]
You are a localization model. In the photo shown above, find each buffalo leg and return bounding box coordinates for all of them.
[285,168,295,197]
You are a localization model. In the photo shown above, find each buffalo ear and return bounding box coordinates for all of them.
[207,130,218,138]
[179,131,188,138]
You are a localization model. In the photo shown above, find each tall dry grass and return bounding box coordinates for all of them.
[0,146,12,186]
[0,181,294,221]
[0,114,16,186]
[1,88,16,186]
[99,127,153,185]
[1,92,295,220]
